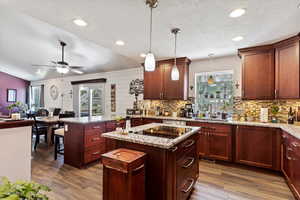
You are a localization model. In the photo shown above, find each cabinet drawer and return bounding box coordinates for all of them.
[84,145,105,164]
[187,121,231,133]
[177,173,197,200]
[176,147,198,189]
[174,134,198,160]
[85,132,104,147]
[142,118,163,124]
[85,123,106,132]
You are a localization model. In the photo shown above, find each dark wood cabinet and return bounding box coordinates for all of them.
[238,33,300,100]
[187,122,232,161]
[235,126,281,170]
[238,45,275,100]
[282,131,300,199]
[106,133,199,200]
[275,37,300,99]
[64,121,114,168]
[143,57,191,100]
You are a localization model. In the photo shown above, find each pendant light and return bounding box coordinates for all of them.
[144,0,158,71]
[171,28,180,81]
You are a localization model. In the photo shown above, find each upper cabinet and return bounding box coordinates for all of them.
[238,33,300,100]
[239,45,275,100]
[275,37,300,99]
[143,57,191,100]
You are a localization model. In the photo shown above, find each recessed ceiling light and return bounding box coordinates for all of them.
[229,8,246,18]
[140,53,146,58]
[115,40,125,46]
[232,36,244,42]
[73,18,88,27]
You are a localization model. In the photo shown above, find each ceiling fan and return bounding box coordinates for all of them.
[32,41,84,74]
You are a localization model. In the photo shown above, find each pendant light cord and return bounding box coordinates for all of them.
[174,31,177,66]
[149,7,153,53]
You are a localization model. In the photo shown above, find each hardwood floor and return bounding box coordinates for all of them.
[32,145,295,200]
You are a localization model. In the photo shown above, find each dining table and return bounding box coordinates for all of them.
[36,116,60,145]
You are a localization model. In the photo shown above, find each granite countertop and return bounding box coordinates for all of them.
[102,123,200,149]
[60,116,117,124]
[0,119,34,129]
[129,115,300,140]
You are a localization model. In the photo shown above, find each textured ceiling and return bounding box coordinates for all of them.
[1,0,300,80]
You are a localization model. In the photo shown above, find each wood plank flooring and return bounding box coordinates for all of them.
[31,145,295,200]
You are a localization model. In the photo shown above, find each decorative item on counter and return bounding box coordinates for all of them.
[270,105,280,123]
[11,113,21,120]
[126,109,135,115]
[6,101,28,118]
[111,84,116,112]
[260,108,269,123]
[216,91,221,98]
[129,79,144,110]
[288,107,296,124]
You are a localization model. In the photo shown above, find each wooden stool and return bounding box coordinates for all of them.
[102,148,146,200]
[54,128,64,160]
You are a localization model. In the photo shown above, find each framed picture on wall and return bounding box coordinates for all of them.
[7,89,17,102]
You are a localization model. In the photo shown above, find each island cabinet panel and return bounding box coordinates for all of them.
[235,126,281,170]
[186,122,232,161]
[143,57,191,100]
[239,46,275,100]
[275,39,300,99]
[131,118,144,127]
[64,122,109,168]
[142,118,163,124]
[108,133,199,200]
[282,131,300,199]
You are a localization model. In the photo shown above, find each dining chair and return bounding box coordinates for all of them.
[36,109,49,117]
[30,115,48,151]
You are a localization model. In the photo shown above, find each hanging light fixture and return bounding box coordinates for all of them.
[144,0,158,71]
[171,28,180,81]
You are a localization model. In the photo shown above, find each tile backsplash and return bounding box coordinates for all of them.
[139,98,300,123]
[233,97,300,122]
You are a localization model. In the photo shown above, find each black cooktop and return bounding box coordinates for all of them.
[134,126,193,139]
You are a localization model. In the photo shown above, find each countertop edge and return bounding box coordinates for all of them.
[0,120,34,130]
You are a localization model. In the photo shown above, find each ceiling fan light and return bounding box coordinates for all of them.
[56,67,69,74]
[145,52,156,71]
[171,65,179,81]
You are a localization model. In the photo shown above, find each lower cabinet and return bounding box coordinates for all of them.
[282,131,300,199]
[131,117,163,127]
[187,122,232,161]
[235,126,281,170]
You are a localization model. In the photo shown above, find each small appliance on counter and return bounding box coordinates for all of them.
[184,103,194,118]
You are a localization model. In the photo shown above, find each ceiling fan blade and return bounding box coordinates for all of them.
[71,69,84,74]
[32,64,56,68]
[69,66,84,69]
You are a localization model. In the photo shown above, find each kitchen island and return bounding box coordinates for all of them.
[0,119,33,181]
[102,123,200,200]
[61,116,125,168]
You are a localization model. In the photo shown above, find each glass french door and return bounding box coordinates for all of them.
[79,85,104,117]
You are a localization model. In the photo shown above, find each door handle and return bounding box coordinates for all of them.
[181,178,195,193]
[182,157,195,168]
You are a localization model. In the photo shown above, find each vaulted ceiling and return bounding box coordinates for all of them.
[1,0,300,81]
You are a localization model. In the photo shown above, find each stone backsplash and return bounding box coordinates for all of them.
[139,98,300,123]
[233,98,300,122]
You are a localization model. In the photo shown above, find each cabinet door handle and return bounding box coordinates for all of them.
[92,137,100,141]
[132,164,144,173]
[181,178,195,193]
[292,142,300,148]
[182,157,195,168]
[93,126,101,129]
[92,151,101,155]
[170,146,178,152]
[182,140,195,148]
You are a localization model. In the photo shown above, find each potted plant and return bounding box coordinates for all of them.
[0,177,50,200]
[6,102,28,117]
[270,105,280,123]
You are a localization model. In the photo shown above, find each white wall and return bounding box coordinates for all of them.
[31,55,241,115]
[189,55,242,97]
[31,67,143,116]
